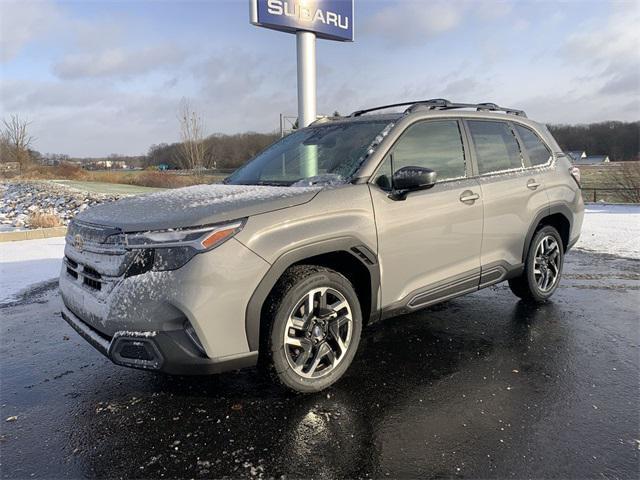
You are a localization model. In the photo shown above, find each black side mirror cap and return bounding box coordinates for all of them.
[390,166,437,200]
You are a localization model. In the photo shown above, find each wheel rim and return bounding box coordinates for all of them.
[533,235,561,292]
[283,287,353,379]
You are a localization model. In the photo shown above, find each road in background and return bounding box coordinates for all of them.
[1,250,638,479]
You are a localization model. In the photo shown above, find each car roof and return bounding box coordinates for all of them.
[311,109,548,136]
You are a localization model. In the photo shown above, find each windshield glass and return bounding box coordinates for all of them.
[226,121,392,186]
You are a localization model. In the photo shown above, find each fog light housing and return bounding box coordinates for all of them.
[184,321,207,357]
[110,333,163,370]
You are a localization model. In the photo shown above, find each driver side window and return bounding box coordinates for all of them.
[373,120,467,191]
[393,120,467,180]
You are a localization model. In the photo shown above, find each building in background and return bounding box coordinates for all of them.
[567,151,587,162]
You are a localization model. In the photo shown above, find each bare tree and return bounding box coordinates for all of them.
[176,98,206,171]
[2,114,34,165]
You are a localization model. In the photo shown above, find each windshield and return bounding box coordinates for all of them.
[226,121,392,186]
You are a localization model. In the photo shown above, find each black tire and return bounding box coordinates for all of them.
[509,225,564,303]
[261,265,362,393]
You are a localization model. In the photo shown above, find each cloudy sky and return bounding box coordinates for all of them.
[1,0,639,157]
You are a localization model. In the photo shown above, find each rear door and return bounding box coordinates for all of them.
[369,119,483,310]
[464,119,549,276]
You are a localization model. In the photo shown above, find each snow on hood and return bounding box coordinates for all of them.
[76,184,320,232]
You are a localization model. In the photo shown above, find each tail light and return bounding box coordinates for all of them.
[569,166,581,187]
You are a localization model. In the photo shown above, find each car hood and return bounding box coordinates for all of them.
[75,184,321,232]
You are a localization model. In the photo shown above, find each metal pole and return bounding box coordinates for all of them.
[296,31,317,128]
[296,30,317,177]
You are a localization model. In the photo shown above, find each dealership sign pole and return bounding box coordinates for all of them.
[250,0,354,129]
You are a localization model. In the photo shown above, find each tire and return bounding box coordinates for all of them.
[261,265,362,393]
[509,225,564,303]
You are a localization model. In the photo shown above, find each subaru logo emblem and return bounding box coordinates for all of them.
[73,234,84,252]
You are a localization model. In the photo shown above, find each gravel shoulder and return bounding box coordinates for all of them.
[0,181,125,230]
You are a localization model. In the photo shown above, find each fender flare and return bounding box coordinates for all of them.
[522,203,574,262]
[244,237,380,352]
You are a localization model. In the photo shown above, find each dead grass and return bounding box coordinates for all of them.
[11,165,222,188]
[28,212,63,228]
[90,171,205,188]
[17,164,88,181]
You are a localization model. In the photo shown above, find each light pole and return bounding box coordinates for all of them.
[296,30,318,176]
[250,0,354,178]
[296,30,317,129]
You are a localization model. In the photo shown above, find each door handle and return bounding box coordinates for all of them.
[459,191,480,203]
[527,179,541,190]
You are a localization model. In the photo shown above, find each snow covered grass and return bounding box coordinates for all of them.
[0,237,65,304]
[575,204,640,259]
[0,204,637,305]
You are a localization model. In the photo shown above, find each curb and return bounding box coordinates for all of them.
[0,226,67,242]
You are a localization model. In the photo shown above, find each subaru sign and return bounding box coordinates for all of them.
[250,0,354,42]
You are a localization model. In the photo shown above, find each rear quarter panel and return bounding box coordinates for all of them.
[545,155,585,245]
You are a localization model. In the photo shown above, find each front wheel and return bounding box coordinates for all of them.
[509,225,564,303]
[262,265,362,393]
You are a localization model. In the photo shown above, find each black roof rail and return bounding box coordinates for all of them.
[349,99,449,117]
[350,99,527,118]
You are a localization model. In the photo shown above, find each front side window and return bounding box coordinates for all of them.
[467,120,523,175]
[390,120,466,181]
[226,121,392,186]
[514,124,552,166]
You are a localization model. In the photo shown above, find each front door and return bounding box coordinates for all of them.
[369,119,484,310]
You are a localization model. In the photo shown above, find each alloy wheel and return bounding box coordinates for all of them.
[283,287,353,379]
[533,235,561,292]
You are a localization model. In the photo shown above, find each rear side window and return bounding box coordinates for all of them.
[513,124,552,166]
[391,120,466,181]
[467,121,523,175]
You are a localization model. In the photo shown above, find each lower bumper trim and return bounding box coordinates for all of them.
[61,306,258,375]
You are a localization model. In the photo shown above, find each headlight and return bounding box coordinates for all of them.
[123,220,245,272]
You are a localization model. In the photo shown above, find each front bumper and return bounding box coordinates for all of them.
[61,305,257,375]
[59,236,271,361]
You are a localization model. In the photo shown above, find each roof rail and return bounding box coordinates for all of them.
[349,99,527,118]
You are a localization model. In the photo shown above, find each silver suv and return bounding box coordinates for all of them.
[59,99,584,392]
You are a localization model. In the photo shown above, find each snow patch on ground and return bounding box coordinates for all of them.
[575,204,640,259]
[0,238,65,304]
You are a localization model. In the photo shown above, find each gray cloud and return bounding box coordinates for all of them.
[599,70,640,96]
[0,0,60,61]
[361,0,512,45]
[361,0,466,44]
[53,45,187,79]
[562,6,640,98]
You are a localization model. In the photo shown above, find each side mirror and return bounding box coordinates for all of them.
[390,166,437,200]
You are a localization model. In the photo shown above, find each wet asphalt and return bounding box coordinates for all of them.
[1,250,638,479]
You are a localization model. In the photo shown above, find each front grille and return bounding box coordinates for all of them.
[66,257,79,279]
[65,220,135,299]
[64,221,134,297]
[82,266,102,290]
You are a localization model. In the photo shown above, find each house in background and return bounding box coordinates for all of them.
[567,151,587,162]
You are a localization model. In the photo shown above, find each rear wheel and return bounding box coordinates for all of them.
[262,265,362,393]
[509,225,564,303]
